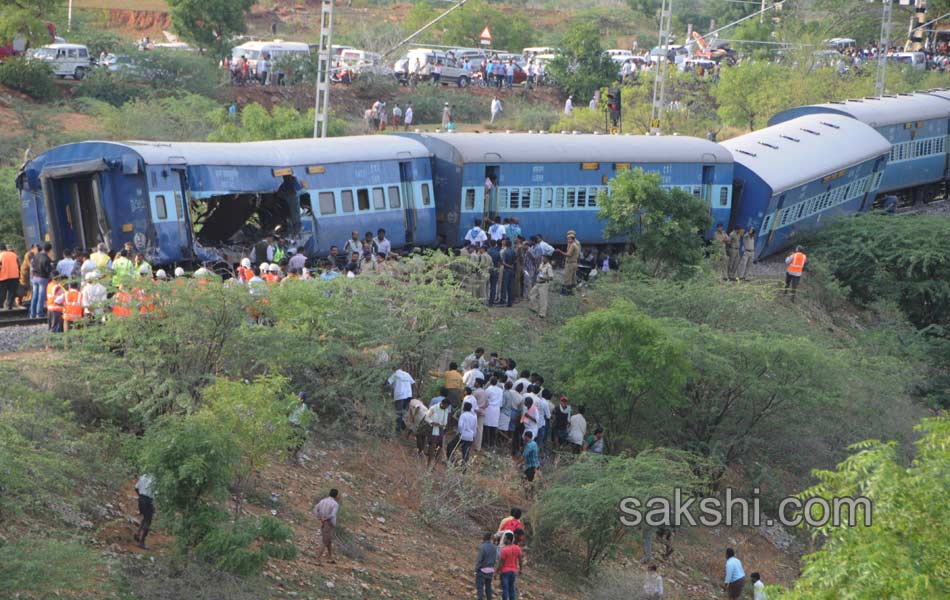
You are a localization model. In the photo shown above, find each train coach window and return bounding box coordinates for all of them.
[577,188,587,208]
[719,187,728,206]
[388,186,401,208]
[319,192,336,215]
[588,187,598,207]
[155,195,167,220]
[566,188,576,208]
[521,188,531,209]
[509,188,520,209]
[532,188,542,208]
[555,188,565,208]
[373,187,386,210]
[357,189,370,211]
[465,188,475,210]
[422,183,431,206]
[342,190,355,212]
[545,188,554,208]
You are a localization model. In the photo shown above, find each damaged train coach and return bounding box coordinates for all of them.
[16,137,436,266]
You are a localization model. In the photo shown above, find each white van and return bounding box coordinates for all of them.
[231,40,311,74]
[339,48,383,73]
[28,43,93,79]
[887,51,927,70]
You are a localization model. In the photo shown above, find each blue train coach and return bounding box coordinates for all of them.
[17,137,436,266]
[768,93,950,201]
[401,132,734,246]
[722,114,891,260]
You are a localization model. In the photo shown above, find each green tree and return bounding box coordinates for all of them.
[0,167,25,252]
[598,167,712,277]
[555,300,690,449]
[547,20,617,100]
[776,415,950,600]
[402,0,535,52]
[713,61,789,131]
[166,0,255,53]
[199,376,301,488]
[811,213,950,331]
[207,102,345,141]
[0,0,62,47]
[531,450,707,576]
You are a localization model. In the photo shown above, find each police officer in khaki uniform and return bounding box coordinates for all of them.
[726,227,742,281]
[474,245,494,300]
[529,254,554,318]
[737,227,756,280]
[557,230,581,294]
[713,223,730,280]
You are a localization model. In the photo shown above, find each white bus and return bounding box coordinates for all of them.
[230,40,310,73]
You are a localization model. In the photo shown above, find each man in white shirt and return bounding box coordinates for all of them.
[490,96,502,123]
[464,219,488,248]
[375,228,391,258]
[387,368,416,433]
[534,234,555,257]
[488,219,506,242]
[751,572,766,600]
[564,95,573,115]
[424,397,451,466]
[403,102,414,131]
[567,405,587,452]
[463,366,485,389]
[457,401,477,465]
[81,271,108,317]
[313,489,340,564]
[134,474,155,549]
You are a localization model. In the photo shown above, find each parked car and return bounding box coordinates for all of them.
[887,51,927,70]
[403,48,474,87]
[28,43,93,79]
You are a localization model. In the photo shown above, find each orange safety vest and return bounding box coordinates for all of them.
[0,250,18,280]
[263,273,280,284]
[135,288,156,314]
[237,265,254,283]
[46,281,65,313]
[64,289,84,321]
[787,252,807,275]
[112,290,132,317]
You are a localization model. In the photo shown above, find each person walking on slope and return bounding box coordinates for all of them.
[133,473,155,549]
[474,531,497,600]
[737,227,756,280]
[490,96,503,124]
[722,547,746,599]
[783,246,807,302]
[498,530,523,600]
[313,489,340,564]
[556,231,580,295]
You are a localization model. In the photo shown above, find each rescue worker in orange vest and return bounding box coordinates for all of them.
[0,243,20,310]
[237,257,254,283]
[63,282,84,332]
[112,286,133,318]
[784,246,807,302]
[264,263,281,284]
[46,276,66,333]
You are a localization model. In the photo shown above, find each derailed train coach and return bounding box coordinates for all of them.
[16,137,436,265]
[400,132,735,247]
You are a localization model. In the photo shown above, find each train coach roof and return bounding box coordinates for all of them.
[722,114,891,196]
[768,93,950,128]
[403,133,732,164]
[122,136,431,166]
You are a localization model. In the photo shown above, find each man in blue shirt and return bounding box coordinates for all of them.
[722,547,746,599]
[522,431,540,482]
[486,242,501,306]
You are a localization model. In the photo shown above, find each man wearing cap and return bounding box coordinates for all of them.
[557,231,581,294]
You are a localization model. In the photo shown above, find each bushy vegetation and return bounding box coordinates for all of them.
[207,102,347,141]
[76,94,219,141]
[0,57,57,100]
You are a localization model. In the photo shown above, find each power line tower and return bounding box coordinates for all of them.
[650,0,673,135]
[875,0,893,97]
[313,0,335,138]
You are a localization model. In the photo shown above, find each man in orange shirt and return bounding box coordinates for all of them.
[0,244,19,310]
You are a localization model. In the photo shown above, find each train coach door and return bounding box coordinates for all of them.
[702,165,715,204]
[170,169,195,261]
[484,165,500,222]
[399,161,417,244]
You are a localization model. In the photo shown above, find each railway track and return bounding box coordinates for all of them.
[0,309,46,329]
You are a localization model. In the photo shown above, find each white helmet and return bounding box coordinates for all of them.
[259,262,269,272]
[240,257,252,269]
[268,263,280,273]
[194,267,211,279]
[138,263,152,276]
[155,269,168,280]
[174,267,185,277]
[84,270,100,282]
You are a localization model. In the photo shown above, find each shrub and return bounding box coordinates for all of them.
[126,49,225,98]
[76,93,220,143]
[0,166,24,252]
[193,516,296,576]
[74,68,145,106]
[401,85,485,124]
[0,538,104,597]
[0,58,57,100]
